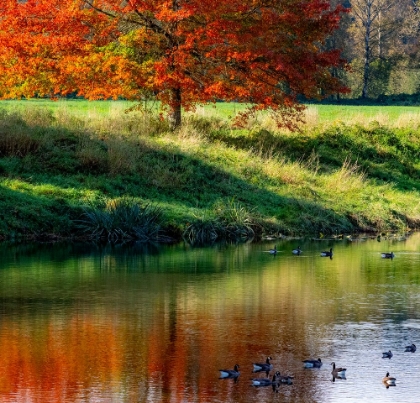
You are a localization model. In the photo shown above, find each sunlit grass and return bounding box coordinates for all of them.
[2,179,93,200]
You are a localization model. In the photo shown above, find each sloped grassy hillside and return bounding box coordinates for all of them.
[0,101,419,242]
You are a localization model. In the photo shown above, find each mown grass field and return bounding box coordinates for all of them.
[0,99,419,242]
[4,99,420,124]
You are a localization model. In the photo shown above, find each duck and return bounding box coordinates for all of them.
[404,343,416,353]
[331,362,346,377]
[383,372,396,387]
[269,246,277,255]
[253,356,273,372]
[251,371,279,387]
[382,350,393,359]
[219,364,240,378]
[302,358,323,368]
[381,252,395,259]
[320,248,333,257]
[292,246,302,255]
[278,371,294,384]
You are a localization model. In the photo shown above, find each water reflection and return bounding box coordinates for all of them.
[0,234,419,402]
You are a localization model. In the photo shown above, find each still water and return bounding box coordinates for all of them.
[0,234,419,403]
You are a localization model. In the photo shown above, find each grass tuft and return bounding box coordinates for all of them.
[183,210,221,244]
[76,198,166,242]
[183,199,262,244]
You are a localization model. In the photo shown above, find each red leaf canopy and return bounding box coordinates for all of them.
[0,0,348,127]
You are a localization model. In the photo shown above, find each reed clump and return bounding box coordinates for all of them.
[183,199,261,244]
[76,198,165,242]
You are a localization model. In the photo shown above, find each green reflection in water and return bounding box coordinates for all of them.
[0,235,418,402]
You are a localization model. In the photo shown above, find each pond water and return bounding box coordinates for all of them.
[0,233,419,403]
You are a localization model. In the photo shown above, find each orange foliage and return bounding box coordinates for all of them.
[0,0,349,127]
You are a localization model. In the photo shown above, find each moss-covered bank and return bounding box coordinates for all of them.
[0,102,419,243]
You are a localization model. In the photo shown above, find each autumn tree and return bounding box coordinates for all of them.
[0,0,348,128]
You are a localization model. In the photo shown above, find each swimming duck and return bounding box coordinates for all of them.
[278,371,294,384]
[381,252,394,259]
[269,246,277,255]
[251,371,279,387]
[292,246,302,255]
[404,343,416,353]
[219,364,240,378]
[320,248,333,257]
[302,358,323,368]
[382,350,393,359]
[331,375,346,382]
[331,362,346,377]
[253,356,273,372]
[383,372,396,387]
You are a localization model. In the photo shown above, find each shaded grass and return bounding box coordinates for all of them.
[0,100,419,242]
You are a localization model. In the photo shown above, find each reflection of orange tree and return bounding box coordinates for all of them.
[147,300,189,401]
[140,269,341,401]
[144,291,247,402]
[0,315,123,400]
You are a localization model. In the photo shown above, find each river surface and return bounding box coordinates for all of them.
[0,233,419,403]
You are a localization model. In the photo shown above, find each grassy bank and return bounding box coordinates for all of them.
[0,100,419,243]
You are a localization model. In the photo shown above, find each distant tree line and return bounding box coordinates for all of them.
[328,0,420,101]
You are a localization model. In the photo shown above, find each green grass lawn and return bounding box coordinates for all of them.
[310,104,420,124]
[2,99,419,125]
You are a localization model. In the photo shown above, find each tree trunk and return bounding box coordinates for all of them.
[361,0,374,99]
[167,1,182,129]
[362,51,370,99]
[362,19,372,98]
[168,88,182,129]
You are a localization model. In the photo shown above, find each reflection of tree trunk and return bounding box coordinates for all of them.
[168,88,182,129]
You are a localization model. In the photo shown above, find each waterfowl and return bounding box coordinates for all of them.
[332,374,346,382]
[382,350,393,359]
[251,371,279,387]
[331,362,346,377]
[302,358,323,368]
[219,364,240,379]
[292,246,302,255]
[383,372,396,386]
[278,371,294,384]
[404,343,416,353]
[269,246,277,255]
[320,248,333,257]
[253,356,273,372]
[381,252,395,259]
